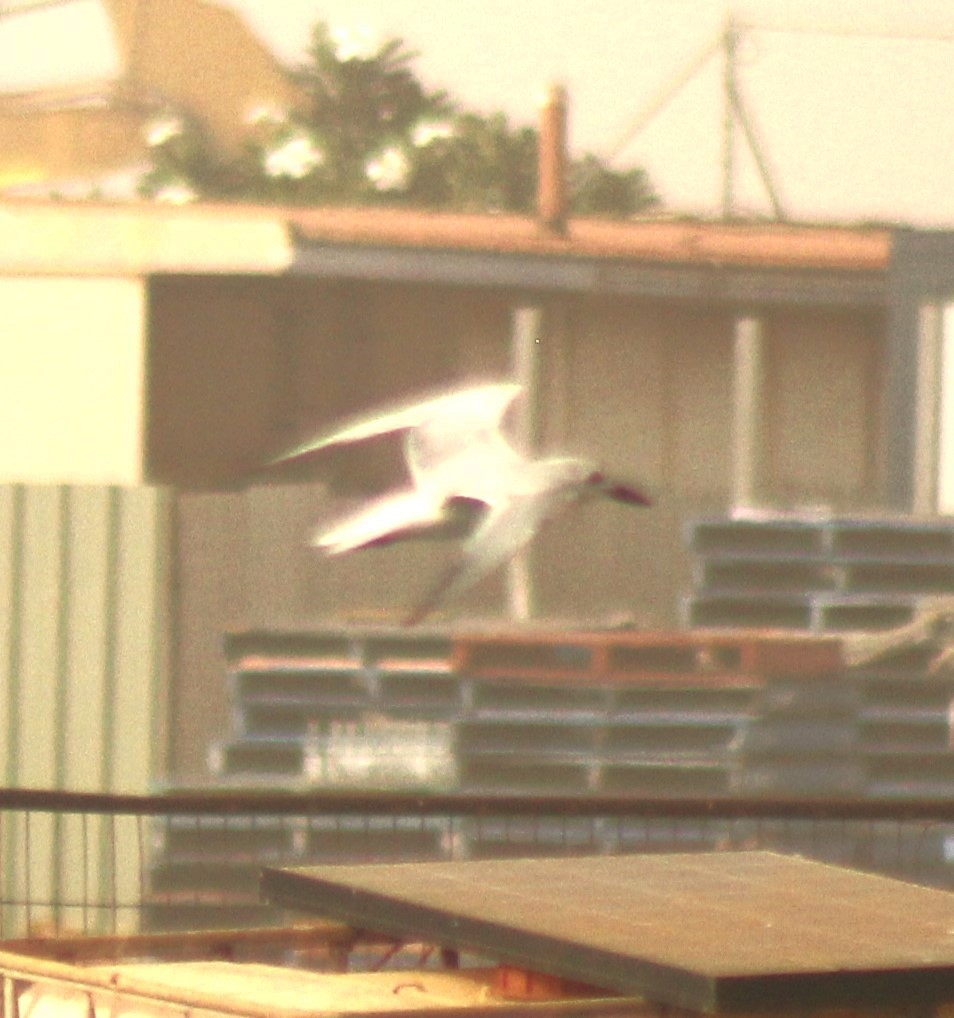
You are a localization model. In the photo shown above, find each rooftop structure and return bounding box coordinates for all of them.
[0,0,305,194]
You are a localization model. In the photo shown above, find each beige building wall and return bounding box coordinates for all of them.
[532,297,735,623]
[0,105,145,185]
[105,0,306,155]
[762,309,883,508]
[0,0,306,188]
[0,275,147,484]
[146,276,285,486]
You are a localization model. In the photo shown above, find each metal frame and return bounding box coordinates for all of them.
[3,787,954,939]
[290,242,886,308]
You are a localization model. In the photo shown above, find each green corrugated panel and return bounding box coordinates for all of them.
[0,483,170,793]
[109,485,170,794]
[0,484,24,786]
[0,483,171,935]
[0,484,23,934]
[17,485,63,789]
[62,487,113,791]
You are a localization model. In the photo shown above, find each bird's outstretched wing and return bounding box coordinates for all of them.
[270,382,522,465]
[314,488,447,555]
[315,491,486,554]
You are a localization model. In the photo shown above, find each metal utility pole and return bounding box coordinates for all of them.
[723,19,786,220]
[721,20,738,219]
[608,17,786,221]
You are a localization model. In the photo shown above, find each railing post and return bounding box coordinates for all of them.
[2,974,21,1018]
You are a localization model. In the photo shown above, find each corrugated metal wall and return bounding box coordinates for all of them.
[0,483,170,791]
[0,483,170,933]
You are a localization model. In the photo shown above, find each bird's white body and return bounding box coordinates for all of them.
[273,382,650,623]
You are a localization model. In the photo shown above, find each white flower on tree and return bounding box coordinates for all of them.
[244,103,288,128]
[365,145,410,191]
[153,179,198,204]
[411,120,454,147]
[144,113,184,148]
[330,23,381,62]
[264,132,324,179]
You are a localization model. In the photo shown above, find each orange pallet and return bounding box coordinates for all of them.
[451,629,844,686]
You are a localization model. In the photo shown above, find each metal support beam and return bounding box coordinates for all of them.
[727,64,786,219]
[722,21,738,219]
[605,36,722,163]
[722,19,786,221]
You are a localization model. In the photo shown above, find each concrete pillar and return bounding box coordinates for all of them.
[936,304,954,513]
[913,301,942,514]
[507,306,542,620]
[911,300,954,515]
[731,315,765,510]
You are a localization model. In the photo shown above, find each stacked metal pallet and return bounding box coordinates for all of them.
[202,622,954,808]
[854,640,954,799]
[147,623,954,926]
[147,809,457,930]
[448,631,832,798]
[684,514,954,632]
[145,628,825,927]
[209,630,457,785]
[206,629,836,797]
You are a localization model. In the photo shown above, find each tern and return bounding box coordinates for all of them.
[271,382,652,624]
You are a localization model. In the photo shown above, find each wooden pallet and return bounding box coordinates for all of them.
[452,629,843,683]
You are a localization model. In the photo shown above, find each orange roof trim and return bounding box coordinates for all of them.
[0,195,893,275]
[288,206,893,273]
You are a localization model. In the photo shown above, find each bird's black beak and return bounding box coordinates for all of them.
[588,471,653,507]
[607,482,652,506]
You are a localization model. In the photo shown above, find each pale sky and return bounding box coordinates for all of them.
[230,0,954,226]
[3,0,954,224]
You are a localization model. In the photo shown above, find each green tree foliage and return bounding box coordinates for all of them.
[296,23,452,197]
[571,154,658,218]
[142,21,659,217]
[407,112,538,212]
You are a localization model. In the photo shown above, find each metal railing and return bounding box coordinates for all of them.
[4,788,954,939]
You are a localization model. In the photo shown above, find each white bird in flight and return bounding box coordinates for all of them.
[271,381,651,624]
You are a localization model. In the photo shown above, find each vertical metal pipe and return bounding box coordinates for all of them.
[22,811,31,935]
[100,487,121,791]
[51,486,70,930]
[2,486,25,939]
[82,810,90,934]
[721,19,738,219]
[2,973,17,1018]
[98,488,121,931]
[108,811,117,935]
[4,485,25,788]
[52,485,71,790]
[149,488,171,785]
[538,84,568,233]
[135,806,146,932]
[732,315,765,509]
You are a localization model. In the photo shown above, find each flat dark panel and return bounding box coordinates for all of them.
[262,851,954,1013]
